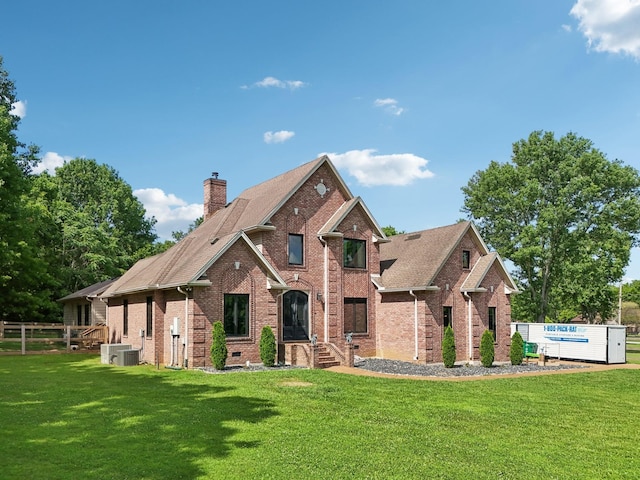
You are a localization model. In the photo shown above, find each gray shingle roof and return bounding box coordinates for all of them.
[102,156,339,297]
[378,221,518,293]
[58,278,118,302]
[378,222,472,291]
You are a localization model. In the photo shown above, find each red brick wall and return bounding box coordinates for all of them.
[376,230,513,364]
[190,240,279,367]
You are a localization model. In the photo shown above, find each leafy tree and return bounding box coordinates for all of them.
[622,280,640,306]
[442,326,456,367]
[382,225,405,237]
[510,331,524,366]
[259,325,277,367]
[462,131,640,323]
[30,158,157,293]
[480,330,495,367]
[171,216,203,242]
[210,321,228,370]
[0,56,54,321]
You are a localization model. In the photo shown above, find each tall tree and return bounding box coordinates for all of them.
[0,56,53,321]
[462,131,640,323]
[31,158,157,293]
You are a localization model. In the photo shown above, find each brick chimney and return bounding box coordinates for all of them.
[203,172,227,220]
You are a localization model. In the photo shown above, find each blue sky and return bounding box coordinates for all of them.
[3,1,640,280]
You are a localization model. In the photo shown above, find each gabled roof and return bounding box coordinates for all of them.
[102,156,346,298]
[318,196,388,241]
[58,278,118,302]
[376,221,500,292]
[224,155,353,233]
[460,252,519,293]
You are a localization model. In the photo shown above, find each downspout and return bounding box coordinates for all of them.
[100,297,109,343]
[409,290,419,361]
[177,286,190,368]
[463,291,473,361]
[319,236,329,343]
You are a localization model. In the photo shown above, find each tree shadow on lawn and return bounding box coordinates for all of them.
[1,355,277,479]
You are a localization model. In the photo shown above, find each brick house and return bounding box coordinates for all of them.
[375,223,518,363]
[100,155,517,368]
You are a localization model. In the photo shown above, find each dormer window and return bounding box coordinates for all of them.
[462,250,470,269]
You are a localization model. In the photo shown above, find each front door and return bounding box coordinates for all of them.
[283,290,309,341]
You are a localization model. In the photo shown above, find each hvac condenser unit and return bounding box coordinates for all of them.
[101,344,132,364]
[115,349,140,366]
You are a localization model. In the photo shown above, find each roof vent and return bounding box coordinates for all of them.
[406,234,421,241]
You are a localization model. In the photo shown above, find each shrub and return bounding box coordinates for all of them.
[480,329,495,367]
[259,325,276,367]
[210,321,227,370]
[442,326,456,368]
[510,331,524,365]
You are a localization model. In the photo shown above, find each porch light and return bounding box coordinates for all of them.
[234,261,240,270]
[316,292,323,302]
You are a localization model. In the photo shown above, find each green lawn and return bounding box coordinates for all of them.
[1,355,639,479]
[627,336,640,364]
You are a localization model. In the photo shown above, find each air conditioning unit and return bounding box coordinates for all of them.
[115,349,139,366]
[101,344,132,364]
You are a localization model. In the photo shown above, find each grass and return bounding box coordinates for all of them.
[1,355,639,479]
[627,335,640,364]
[0,340,68,352]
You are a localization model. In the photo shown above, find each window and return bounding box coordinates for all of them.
[224,294,249,336]
[443,306,452,329]
[146,296,153,337]
[288,234,304,265]
[123,299,129,336]
[84,304,91,326]
[344,298,367,334]
[488,307,497,340]
[343,238,366,269]
[462,250,470,269]
[76,305,82,326]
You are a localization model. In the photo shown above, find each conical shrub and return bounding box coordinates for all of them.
[442,326,456,368]
[480,329,495,367]
[210,321,227,370]
[510,331,524,365]
[259,325,277,367]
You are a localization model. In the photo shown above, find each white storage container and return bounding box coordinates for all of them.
[511,323,626,364]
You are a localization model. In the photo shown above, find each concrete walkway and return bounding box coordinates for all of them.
[326,361,640,382]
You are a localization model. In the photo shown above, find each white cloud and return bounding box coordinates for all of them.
[570,0,640,59]
[133,188,203,240]
[374,98,404,116]
[264,130,295,144]
[10,100,26,118]
[562,24,573,32]
[32,151,71,174]
[322,149,434,187]
[241,76,308,90]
